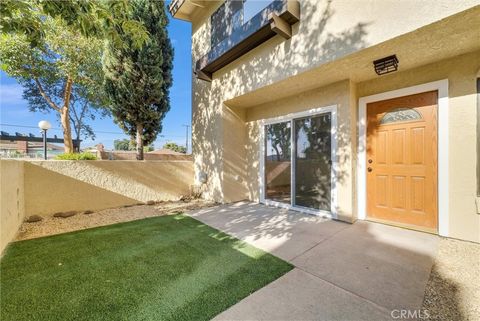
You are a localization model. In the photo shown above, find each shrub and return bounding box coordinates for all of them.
[55,152,97,160]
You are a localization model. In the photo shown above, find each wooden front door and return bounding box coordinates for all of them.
[366,91,438,231]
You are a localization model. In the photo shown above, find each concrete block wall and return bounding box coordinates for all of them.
[0,160,25,254]
[0,159,194,254]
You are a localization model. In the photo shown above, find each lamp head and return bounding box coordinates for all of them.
[38,120,52,131]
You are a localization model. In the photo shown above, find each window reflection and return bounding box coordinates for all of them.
[265,122,291,204]
[294,114,332,211]
[243,0,271,22]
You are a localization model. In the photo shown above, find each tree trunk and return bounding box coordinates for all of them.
[74,121,81,152]
[61,76,74,153]
[75,132,81,152]
[61,108,74,153]
[136,123,144,160]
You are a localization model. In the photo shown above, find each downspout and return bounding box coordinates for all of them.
[476,77,480,213]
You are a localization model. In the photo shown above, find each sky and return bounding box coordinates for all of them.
[0,9,192,152]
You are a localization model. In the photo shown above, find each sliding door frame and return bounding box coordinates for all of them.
[259,105,338,218]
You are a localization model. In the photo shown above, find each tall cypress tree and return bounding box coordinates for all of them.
[103,0,173,160]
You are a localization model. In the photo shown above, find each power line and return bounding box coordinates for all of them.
[0,123,186,138]
[0,123,123,134]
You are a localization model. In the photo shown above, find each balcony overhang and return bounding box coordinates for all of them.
[195,0,300,81]
[223,6,480,110]
[168,0,208,21]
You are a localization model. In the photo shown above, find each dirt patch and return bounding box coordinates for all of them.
[16,200,217,241]
[422,238,480,321]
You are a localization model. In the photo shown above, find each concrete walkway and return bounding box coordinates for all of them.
[188,202,440,321]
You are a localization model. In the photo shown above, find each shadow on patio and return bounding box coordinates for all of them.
[189,201,468,321]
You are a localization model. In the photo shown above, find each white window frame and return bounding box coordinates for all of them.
[357,79,449,236]
[259,105,338,218]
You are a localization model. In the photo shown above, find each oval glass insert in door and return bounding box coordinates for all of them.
[294,113,332,211]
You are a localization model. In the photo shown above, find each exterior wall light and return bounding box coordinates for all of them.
[38,120,52,160]
[373,55,399,75]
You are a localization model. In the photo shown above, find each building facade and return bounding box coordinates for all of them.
[169,0,480,242]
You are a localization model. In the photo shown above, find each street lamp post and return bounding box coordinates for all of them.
[182,124,190,153]
[38,120,52,160]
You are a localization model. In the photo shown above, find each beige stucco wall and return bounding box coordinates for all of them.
[23,160,194,216]
[0,159,194,253]
[0,160,25,254]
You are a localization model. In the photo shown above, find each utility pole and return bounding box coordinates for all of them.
[182,124,190,153]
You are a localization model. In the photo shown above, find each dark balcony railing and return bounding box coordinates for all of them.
[195,0,300,81]
[168,0,185,17]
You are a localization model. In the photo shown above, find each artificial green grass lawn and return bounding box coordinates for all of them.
[0,214,293,321]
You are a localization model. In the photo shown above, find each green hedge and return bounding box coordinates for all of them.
[55,152,97,160]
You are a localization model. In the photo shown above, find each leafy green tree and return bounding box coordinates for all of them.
[22,80,109,151]
[103,0,173,160]
[66,86,109,151]
[267,123,291,161]
[0,0,149,153]
[144,145,154,152]
[114,139,134,151]
[114,139,153,152]
[0,0,149,49]
[163,142,186,154]
[0,14,104,152]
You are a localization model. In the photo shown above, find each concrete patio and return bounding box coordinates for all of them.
[188,202,441,321]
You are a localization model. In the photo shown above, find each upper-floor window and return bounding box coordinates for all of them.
[211,0,243,47]
[243,0,271,21]
[211,0,272,48]
[198,0,299,81]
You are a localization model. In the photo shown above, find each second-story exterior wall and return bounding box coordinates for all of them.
[191,0,479,98]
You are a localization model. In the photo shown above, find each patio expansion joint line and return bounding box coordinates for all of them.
[288,223,352,263]
[293,266,393,315]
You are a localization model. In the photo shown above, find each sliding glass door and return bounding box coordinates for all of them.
[264,111,334,214]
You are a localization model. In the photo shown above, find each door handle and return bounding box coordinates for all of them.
[368,159,373,164]
[368,167,373,172]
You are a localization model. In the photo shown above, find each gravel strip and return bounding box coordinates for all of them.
[16,200,217,241]
[422,238,480,321]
